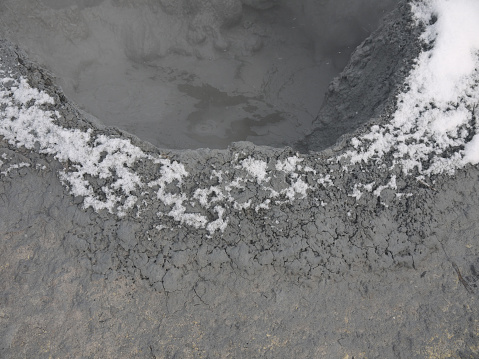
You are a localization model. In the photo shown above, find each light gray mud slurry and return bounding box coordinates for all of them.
[1,1,479,358]
[0,0,397,149]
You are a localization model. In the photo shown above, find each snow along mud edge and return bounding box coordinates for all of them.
[1,0,479,357]
[0,0,477,287]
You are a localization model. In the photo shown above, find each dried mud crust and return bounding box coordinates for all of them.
[1,1,479,358]
[1,151,479,358]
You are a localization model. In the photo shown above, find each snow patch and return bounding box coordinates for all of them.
[282,178,309,200]
[0,161,30,176]
[342,0,479,175]
[241,157,269,183]
[276,156,303,173]
[206,206,229,233]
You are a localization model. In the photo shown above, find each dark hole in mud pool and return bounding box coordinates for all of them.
[0,0,398,149]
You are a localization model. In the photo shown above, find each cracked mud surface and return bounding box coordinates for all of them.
[1,1,479,358]
[1,150,479,358]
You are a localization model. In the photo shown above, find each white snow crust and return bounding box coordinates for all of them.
[241,157,270,183]
[344,0,479,175]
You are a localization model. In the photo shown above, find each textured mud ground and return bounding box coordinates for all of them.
[1,1,479,358]
[2,160,479,358]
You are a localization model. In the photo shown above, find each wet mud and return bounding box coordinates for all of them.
[1,1,479,358]
[0,0,397,149]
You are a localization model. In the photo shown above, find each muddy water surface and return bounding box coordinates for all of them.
[0,0,398,149]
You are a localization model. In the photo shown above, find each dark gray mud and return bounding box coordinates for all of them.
[0,0,397,150]
[1,1,479,358]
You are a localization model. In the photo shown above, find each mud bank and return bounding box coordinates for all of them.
[1,0,479,358]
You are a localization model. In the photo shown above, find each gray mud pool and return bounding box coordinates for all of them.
[1,0,479,358]
[0,0,397,149]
